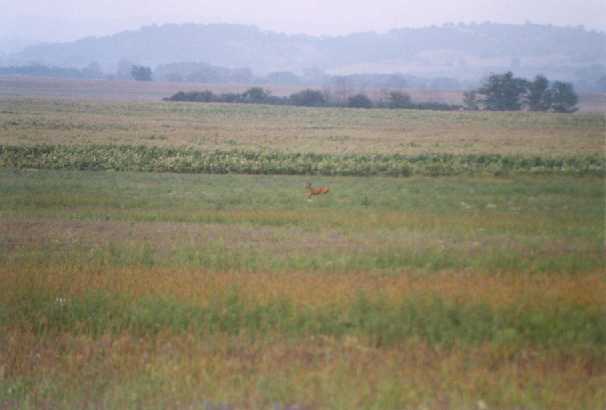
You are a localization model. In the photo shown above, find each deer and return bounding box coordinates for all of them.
[305,182,330,199]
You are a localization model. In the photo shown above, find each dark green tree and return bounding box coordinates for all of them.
[386,91,412,109]
[548,81,578,113]
[527,75,551,111]
[289,89,326,106]
[131,65,152,81]
[242,87,271,103]
[477,71,528,111]
[347,93,373,108]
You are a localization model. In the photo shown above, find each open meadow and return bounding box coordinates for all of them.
[0,79,605,409]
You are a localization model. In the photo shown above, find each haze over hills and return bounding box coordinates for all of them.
[2,22,606,88]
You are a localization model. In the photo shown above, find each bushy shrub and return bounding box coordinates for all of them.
[164,90,216,102]
[289,89,326,107]
[347,94,373,108]
[548,81,579,113]
[241,87,272,103]
[386,91,412,109]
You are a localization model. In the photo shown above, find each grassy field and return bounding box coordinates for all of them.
[1,92,605,409]
[1,170,605,409]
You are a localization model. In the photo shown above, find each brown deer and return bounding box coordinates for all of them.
[305,182,330,199]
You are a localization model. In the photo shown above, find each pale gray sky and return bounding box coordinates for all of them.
[1,0,604,47]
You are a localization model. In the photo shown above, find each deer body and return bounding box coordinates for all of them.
[305,182,330,198]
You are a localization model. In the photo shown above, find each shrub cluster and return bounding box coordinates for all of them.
[164,87,462,111]
[1,145,603,177]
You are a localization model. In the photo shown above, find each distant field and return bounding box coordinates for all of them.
[1,84,605,409]
[1,75,605,112]
[0,76,287,102]
[1,96,604,157]
[0,76,462,104]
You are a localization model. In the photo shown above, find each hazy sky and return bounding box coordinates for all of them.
[2,0,604,46]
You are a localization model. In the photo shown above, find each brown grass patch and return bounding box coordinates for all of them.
[2,264,604,310]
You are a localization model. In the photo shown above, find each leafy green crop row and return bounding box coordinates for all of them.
[1,144,604,177]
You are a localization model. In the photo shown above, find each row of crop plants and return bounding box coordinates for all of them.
[1,144,604,176]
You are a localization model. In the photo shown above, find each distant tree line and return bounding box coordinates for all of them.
[464,72,579,113]
[0,61,466,91]
[0,63,103,79]
[155,63,465,91]
[0,62,151,82]
[164,87,461,111]
[130,65,152,81]
[0,63,587,113]
[154,62,253,84]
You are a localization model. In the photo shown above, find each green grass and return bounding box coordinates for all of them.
[4,288,605,349]
[1,170,603,274]
[1,169,603,216]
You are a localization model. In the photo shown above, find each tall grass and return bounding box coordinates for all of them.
[4,287,605,349]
